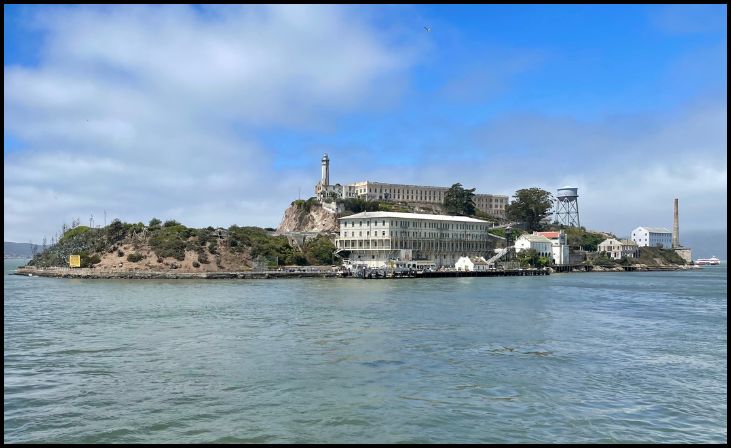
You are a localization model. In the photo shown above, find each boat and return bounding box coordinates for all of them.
[695,256,721,265]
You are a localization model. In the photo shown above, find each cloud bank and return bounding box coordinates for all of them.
[5,5,421,242]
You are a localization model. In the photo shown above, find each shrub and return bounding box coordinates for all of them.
[208,241,218,254]
[197,251,210,264]
[148,218,162,229]
[127,253,145,263]
[79,253,101,268]
[192,261,200,268]
[117,250,125,257]
[163,219,181,227]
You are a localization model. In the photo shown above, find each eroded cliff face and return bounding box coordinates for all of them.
[277,203,339,233]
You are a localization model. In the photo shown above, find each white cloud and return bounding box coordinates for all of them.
[4,5,421,242]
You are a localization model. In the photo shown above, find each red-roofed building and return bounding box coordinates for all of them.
[532,230,569,265]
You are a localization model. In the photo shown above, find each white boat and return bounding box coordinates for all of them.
[695,256,721,265]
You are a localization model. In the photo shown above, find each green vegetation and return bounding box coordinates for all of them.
[291,197,320,213]
[302,235,339,265]
[60,225,91,242]
[516,248,550,268]
[28,215,339,269]
[443,183,476,216]
[633,246,688,265]
[561,226,607,252]
[227,225,297,265]
[79,252,101,268]
[505,188,554,231]
[487,227,526,239]
[339,198,379,214]
[127,253,145,263]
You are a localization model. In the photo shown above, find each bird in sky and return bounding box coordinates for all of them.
[424,25,431,32]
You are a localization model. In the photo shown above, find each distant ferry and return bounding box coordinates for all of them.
[695,256,721,266]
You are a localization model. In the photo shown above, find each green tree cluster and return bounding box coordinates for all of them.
[505,188,553,231]
[443,183,476,216]
[516,248,550,268]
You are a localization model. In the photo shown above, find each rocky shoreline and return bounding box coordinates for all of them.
[13,263,702,280]
[13,266,341,279]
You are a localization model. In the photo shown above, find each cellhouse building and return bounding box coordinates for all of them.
[334,211,499,269]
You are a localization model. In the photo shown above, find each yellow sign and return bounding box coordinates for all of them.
[69,255,81,268]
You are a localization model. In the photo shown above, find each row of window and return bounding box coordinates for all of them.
[340,231,490,239]
[342,220,489,231]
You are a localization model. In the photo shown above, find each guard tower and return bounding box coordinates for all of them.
[555,186,580,227]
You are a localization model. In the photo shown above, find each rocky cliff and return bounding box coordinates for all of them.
[277,202,339,233]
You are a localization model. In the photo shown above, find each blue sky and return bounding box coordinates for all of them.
[4,4,727,252]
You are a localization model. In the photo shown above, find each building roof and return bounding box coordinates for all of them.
[599,238,621,245]
[338,211,489,223]
[620,239,638,246]
[636,226,672,233]
[534,231,561,239]
[518,234,552,243]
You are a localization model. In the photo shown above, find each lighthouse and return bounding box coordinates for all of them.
[321,153,330,187]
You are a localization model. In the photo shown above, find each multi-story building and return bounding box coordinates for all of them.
[631,227,673,248]
[597,238,639,260]
[315,154,509,217]
[335,211,497,268]
[533,231,570,265]
[514,234,553,259]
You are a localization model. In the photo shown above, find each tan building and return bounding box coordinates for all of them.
[314,155,509,217]
[598,238,639,260]
[335,211,498,268]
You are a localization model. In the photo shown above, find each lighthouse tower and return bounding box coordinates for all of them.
[321,153,330,187]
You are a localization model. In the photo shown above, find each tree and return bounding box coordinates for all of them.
[505,188,553,231]
[444,183,476,216]
[148,218,162,230]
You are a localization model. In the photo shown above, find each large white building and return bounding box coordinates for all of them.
[335,211,497,268]
[514,234,553,259]
[533,231,570,265]
[631,227,673,248]
[315,154,509,217]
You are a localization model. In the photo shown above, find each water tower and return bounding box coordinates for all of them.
[555,186,580,227]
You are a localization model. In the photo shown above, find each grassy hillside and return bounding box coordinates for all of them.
[27,219,338,270]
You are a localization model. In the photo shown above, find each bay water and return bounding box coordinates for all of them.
[4,260,727,443]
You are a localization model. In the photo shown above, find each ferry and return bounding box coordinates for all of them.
[695,256,721,266]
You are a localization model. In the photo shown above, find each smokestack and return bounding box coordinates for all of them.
[672,198,680,248]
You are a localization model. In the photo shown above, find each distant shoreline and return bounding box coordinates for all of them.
[12,264,702,280]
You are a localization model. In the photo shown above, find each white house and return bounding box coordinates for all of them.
[455,256,489,271]
[631,227,672,248]
[533,231,570,265]
[514,234,553,259]
[598,238,639,260]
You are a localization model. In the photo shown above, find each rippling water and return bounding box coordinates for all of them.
[4,260,727,443]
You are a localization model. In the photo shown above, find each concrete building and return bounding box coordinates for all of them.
[314,154,509,217]
[631,227,673,248]
[533,231,570,265]
[335,211,497,268]
[597,238,639,260]
[455,256,489,271]
[514,234,553,259]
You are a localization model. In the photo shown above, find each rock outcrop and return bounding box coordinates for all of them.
[277,202,339,234]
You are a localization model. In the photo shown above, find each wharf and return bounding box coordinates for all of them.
[355,268,550,279]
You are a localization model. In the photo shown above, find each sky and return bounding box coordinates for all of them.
[4,4,727,252]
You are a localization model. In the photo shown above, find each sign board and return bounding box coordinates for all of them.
[69,255,81,268]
